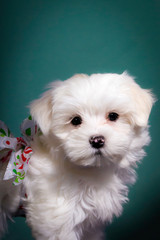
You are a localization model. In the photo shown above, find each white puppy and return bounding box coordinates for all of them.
[0,72,154,239]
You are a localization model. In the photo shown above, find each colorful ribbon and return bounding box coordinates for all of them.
[0,116,40,185]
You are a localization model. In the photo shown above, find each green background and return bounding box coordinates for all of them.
[1,0,160,239]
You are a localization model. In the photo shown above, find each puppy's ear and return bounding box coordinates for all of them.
[30,90,53,135]
[123,72,155,127]
[132,88,155,127]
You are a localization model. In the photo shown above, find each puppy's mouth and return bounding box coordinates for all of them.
[92,149,107,167]
[94,150,102,156]
[93,149,104,163]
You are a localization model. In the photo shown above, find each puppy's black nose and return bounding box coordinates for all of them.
[89,136,105,149]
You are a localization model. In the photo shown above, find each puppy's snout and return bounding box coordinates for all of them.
[89,135,105,149]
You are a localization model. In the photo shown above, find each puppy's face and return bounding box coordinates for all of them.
[31,73,154,168]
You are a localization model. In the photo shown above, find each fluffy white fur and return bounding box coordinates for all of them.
[0,72,154,239]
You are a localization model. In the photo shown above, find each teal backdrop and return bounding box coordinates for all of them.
[1,0,160,239]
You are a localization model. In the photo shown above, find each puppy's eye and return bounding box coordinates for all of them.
[71,116,82,126]
[108,112,119,121]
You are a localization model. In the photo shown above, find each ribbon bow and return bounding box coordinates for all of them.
[0,116,40,185]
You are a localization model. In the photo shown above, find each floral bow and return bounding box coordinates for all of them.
[0,116,40,185]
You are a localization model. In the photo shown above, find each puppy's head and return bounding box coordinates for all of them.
[30,73,155,168]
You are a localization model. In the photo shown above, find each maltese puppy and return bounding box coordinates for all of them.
[0,72,154,240]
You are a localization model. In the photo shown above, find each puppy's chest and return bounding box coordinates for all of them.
[72,180,112,221]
